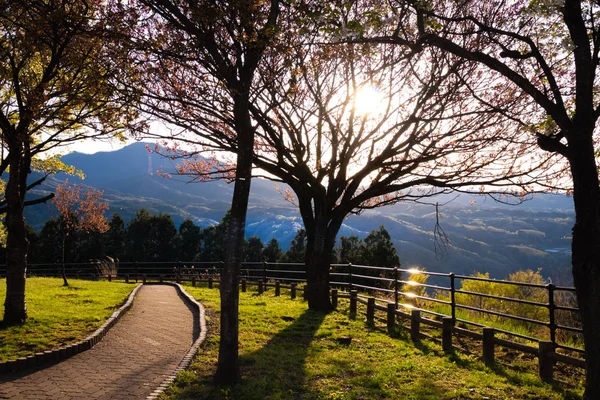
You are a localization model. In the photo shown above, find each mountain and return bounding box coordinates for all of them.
[23,142,574,282]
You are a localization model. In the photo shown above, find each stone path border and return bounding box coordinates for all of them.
[0,283,143,375]
[146,282,207,400]
[0,282,207,399]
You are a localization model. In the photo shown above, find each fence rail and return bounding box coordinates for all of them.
[0,260,584,381]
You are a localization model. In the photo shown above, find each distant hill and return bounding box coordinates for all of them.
[23,142,574,282]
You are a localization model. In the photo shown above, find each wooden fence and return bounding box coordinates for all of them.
[0,260,585,382]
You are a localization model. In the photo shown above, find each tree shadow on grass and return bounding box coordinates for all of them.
[232,308,327,399]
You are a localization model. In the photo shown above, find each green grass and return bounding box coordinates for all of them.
[164,285,584,400]
[0,277,135,361]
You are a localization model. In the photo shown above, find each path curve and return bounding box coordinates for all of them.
[0,285,198,400]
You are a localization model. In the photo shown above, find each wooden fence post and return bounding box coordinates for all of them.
[410,309,420,341]
[208,277,213,289]
[143,275,147,284]
[160,275,164,283]
[275,281,281,297]
[241,279,247,292]
[303,285,309,300]
[387,303,396,334]
[367,297,375,325]
[291,283,297,299]
[482,328,495,367]
[331,289,338,309]
[442,317,453,353]
[191,277,195,287]
[108,274,112,282]
[258,280,264,294]
[350,290,358,315]
[539,341,555,382]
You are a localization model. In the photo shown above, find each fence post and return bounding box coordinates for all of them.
[331,289,338,309]
[291,283,297,299]
[303,285,309,300]
[263,261,267,283]
[135,261,139,282]
[348,263,353,291]
[367,297,375,325]
[126,274,129,283]
[143,274,147,284]
[482,328,495,367]
[208,277,213,289]
[442,317,453,353]
[539,341,556,382]
[160,275,163,283]
[191,276,195,287]
[410,309,420,341]
[387,303,396,334]
[258,280,264,294]
[449,273,456,325]
[275,281,281,297]
[241,279,247,292]
[547,284,556,345]
[108,274,112,282]
[394,266,399,310]
[350,290,358,315]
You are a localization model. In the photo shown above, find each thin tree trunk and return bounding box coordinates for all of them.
[214,98,254,385]
[61,234,69,287]
[3,148,28,325]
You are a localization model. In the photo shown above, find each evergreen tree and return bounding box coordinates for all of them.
[36,219,62,263]
[283,229,306,263]
[337,235,364,265]
[178,218,201,261]
[105,213,127,261]
[263,238,283,263]
[361,226,400,269]
[244,236,264,262]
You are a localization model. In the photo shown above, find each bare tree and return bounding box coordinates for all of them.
[130,0,282,384]
[247,41,561,310]
[345,1,600,397]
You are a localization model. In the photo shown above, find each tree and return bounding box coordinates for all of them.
[52,181,109,286]
[337,235,364,265]
[178,218,201,262]
[246,37,555,311]
[104,213,127,261]
[361,226,400,269]
[244,236,264,262]
[283,229,307,263]
[132,0,283,383]
[126,209,178,262]
[263,238,283,263]
[355,1,600,396]
[35,219,62,264]
[1,0,138,324]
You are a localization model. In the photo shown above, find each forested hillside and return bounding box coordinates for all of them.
[22,143,573,282]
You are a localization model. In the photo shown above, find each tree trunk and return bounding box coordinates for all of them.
[3,147,28,325]
[304,216,339,312]
[214,98,254,386]
[568,140,600,400]
[61,234,69,287]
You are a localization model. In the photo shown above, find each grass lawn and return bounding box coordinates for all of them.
[165,285,584,400]
[0,277,135,362]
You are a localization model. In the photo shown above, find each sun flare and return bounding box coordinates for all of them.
[354,85,382,115]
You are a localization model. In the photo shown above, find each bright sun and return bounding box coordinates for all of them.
[354,85,383,115]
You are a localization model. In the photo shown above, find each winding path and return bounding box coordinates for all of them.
[0,285,198,399]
